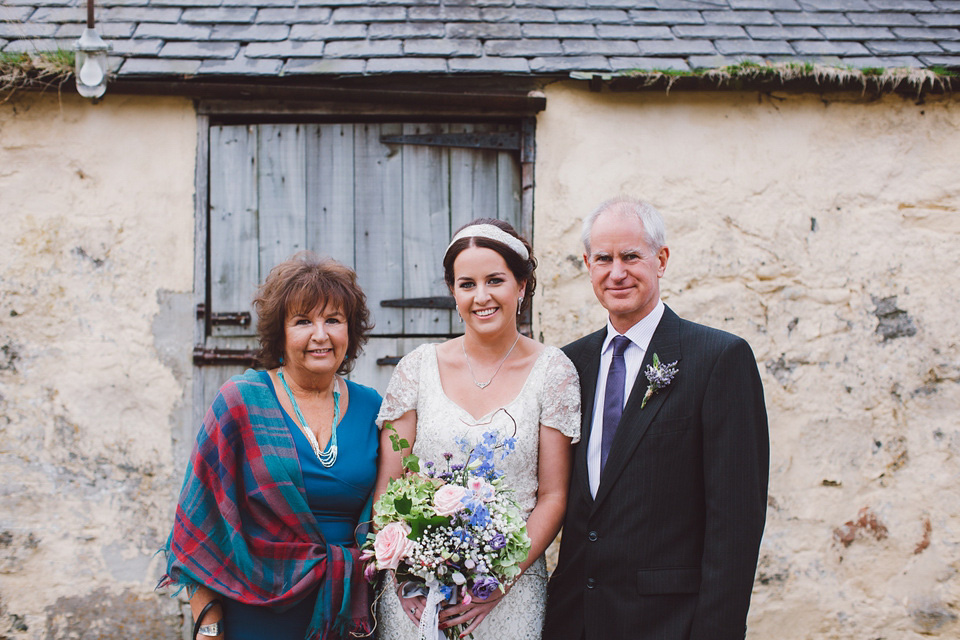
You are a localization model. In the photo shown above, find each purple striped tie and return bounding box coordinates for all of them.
[600,335,631,474]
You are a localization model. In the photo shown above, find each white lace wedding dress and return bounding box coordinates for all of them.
[374,343,581,640]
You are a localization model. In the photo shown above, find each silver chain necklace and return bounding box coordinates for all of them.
[461,333,522,389]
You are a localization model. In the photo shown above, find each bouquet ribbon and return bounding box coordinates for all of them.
[401,580,447,640]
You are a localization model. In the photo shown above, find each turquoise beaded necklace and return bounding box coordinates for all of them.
[277,367,341,467]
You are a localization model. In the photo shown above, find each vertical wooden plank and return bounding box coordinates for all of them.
[307,123,356,267]
[209,124,260,338]
[402,122,451,335]
[259,123,308,278]
[496,123,523,233]
[355,122,404,336]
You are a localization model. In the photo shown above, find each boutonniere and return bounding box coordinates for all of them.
[641,353,679,409]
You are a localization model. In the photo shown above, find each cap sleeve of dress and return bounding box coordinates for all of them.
[539,347,582,443]
[375,343,428,429]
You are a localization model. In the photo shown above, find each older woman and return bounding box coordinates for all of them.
[161,251,380,640]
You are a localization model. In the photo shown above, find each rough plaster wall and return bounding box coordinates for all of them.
[534,83,960,639]
[0,93,196,638]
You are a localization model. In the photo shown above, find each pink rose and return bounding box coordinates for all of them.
[433,484,467,516]
[467,477,495,502]
[374,522,414,571]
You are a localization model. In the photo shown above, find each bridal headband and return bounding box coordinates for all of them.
[446,224,530,261]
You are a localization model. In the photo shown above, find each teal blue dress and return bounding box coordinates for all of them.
[221,372,381,639]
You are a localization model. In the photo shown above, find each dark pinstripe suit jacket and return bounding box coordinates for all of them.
[544,306,769,640]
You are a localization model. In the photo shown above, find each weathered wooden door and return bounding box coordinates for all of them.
[194,121,527,411]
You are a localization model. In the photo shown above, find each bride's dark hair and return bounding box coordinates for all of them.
[442,218,537,316]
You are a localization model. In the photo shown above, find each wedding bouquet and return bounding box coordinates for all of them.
[363,425,531,640]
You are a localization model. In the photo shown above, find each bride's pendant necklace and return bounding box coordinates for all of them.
[462,332,522,389]
[278,367,341,467]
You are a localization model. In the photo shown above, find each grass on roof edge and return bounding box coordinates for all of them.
[614,61,958,96]
[1,50,75,99]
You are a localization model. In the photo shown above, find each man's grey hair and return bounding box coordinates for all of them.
[581,196,667,255]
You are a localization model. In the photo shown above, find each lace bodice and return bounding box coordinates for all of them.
[374,342,581,640]
[376,343,580,518]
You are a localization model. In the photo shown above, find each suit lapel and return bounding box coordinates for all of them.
[571,329,605,501]
[591,306,683,512]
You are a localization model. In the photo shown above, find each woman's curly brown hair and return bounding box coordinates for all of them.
[253,251,374,374]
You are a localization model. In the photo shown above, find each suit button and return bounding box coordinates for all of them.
[588,531,598,542]
[586,577,596,589]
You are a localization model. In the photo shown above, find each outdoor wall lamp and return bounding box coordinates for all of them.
[74,0,109,98]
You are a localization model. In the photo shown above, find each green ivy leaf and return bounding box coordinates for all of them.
[407,515,450,540]
[403,455,420,473]
[394,496,412,515]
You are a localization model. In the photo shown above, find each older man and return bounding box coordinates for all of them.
[544,197,769,640]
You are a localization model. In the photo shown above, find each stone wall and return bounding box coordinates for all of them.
[534,82,960,639]
[0,93,196,638]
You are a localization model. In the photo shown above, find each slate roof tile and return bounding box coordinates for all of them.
[793,39,870,54]
[599,25,674,38]
[485,38,564,56]
[289,23,368,40]
[6,0,959,78]
[847,12,922,26]
[448,22,522,38]
[209,24,289,41]
[369,22,445,39]
[246,40,325,57]
[404,37,482,56]
[521,23,597,38]
[324,38,404,57]
[893,27,960,40]
[134,22,211,39]
[199,55,284,74]
[775,11,850,25]
[448,55,531,71]
[56,22,136,38]
[609,55,689,71]
[253,8,330,23]
[160,41,240,58]
[702,10,777,25]
[480,8,556,22]
[637,38,718,55]
[119,57,201,73]
[409,7,480,21]
[628,10,704,24]
[715,38,795,53]
[365,56,447,72]
[282,57,366,73]
[530,54,610,71]
[673,25,750,38]
[865,39,944,54]
[562,38,639,55]
[819,26,896,39]
[746,25,822,38]
[555,9,630,23]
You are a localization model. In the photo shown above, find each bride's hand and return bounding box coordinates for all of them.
[396,588,428,626]
[437,588,508,636]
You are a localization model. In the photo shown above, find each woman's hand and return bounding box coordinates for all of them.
[437,587,508,637]
[396,587,428,626]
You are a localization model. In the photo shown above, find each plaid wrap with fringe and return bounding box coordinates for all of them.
[159,370,372,640]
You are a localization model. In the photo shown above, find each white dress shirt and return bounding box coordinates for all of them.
[587,300,665,497]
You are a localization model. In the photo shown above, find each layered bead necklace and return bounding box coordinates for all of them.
[277,367,341,468]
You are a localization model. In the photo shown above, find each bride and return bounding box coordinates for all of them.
[373,219,581,639]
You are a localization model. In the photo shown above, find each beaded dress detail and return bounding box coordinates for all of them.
[375,343,580,640]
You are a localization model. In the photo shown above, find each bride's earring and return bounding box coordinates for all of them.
[457,307,463,323]
[517,297,523,316]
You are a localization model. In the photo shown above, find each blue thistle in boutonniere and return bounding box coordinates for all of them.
[641,353,679,409]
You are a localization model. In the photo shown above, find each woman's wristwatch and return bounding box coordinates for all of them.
[197,620,222,637]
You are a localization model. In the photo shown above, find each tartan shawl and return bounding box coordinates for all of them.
[159,370,372,640]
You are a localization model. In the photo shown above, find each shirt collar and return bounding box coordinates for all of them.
[602,299,665,354]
